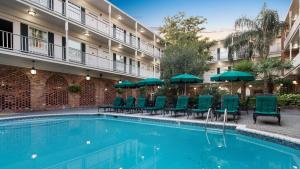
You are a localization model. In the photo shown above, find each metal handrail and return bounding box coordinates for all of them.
[223,108,228,132]
[205,108,213,130]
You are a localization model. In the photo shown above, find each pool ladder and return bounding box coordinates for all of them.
[205,108,213,130]
[205,108,228,132]
[223,108,228,132]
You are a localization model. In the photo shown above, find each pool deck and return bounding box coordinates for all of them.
[1,108,300,143]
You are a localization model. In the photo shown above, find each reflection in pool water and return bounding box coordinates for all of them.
[0,116,299,169]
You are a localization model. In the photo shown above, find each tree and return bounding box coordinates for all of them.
[224,4,285,93]
[160,12,215,80]
[255,58,292,93]
[232,60,256,100]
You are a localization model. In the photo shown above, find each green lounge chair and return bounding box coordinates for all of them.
[188,95,213,118]
[143,96,166,115]
[253,95,280,125]
[98,96,123,112]
[164,95,189,117]
[214,95,239,122]
[116,96,136,113]
[132,96,147,113]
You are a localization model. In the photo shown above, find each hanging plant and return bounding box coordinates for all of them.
[116,88,125,94]
[68,84,81,93]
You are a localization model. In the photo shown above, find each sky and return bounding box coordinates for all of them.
[109,0,291,31]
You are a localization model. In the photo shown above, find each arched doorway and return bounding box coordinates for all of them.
[0,70,30,112]
[80,80,96,106]
[45,74,68,107]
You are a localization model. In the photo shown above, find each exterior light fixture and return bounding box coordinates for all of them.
[104,88,108,91]
[117,15,122,20]
[30,60,37,75]
[140,28,144,33]
[293,80,298,85]
[118,44,123,49]
[141,53,144,57]
[84,32,90,36]
[248,85,253,88]
[157,86,161,89]
[86,70,91,81]
[118,80,122,84]
[280,83,283,86]
[28,9,36,16]
[194,87,197,90]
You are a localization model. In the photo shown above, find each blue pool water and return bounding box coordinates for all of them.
[0,115,299,169]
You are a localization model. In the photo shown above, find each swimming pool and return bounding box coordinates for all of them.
[0,115,299,169]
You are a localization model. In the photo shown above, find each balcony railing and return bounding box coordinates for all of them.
[24,0,162,57]
[284,15,300,49]
[139,40,153,55]
[68,4,109,35]
[0,30,157,78]
[28,0,65,16]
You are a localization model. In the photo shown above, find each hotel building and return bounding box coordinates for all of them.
[282,0,300,86]
[202,29,281,94]
[0,0,164,112]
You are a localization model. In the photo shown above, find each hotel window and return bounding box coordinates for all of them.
[228,66,231,71]
[217,48,220,60]
[29,27,47,49]
[217,68,220,74]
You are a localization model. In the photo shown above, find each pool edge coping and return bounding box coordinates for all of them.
[0,112,300,149]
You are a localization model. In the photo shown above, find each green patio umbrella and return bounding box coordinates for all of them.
[113,80,136,97]
[136,78,164,87]
[114,80,136,88]
[171,73,203,95]
[210,71,255,94]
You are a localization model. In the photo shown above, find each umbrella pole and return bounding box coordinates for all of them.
[231,82,233,94]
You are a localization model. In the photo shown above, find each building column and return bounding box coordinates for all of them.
[135,22,138,76]
[290,42,293,60]
[65,21,69,61]
[289,11,292,30]
[108,5,111,36]
[153,34,156,78]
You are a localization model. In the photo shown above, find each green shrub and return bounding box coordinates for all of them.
[200,86,229,107]
[68,85,81,93]
[277,94,300,107]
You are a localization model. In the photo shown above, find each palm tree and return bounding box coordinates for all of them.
[224,4,284,93]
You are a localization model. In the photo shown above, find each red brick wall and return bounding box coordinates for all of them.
[0,64,118,113]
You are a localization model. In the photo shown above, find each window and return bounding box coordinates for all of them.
[29,27,47,49]
[217,68,220,74]
[228,66,232,71]
[217,48,220,60]
[68,39,81,50]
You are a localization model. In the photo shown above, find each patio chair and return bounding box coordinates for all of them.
[143,96,166,115]
[188,95,213,119]
[253,95,280,125]
[131,96,147,113]
[214,95,240,122]
[164,95,189,117]
[98,96,123,112]
[114,96,135,113]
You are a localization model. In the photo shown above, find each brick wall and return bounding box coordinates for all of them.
[0,64,122,113]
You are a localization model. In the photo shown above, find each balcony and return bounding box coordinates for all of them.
[139,39,154,56]
[26,0,66,16]
[67,3,109,35]
[23,0,162,58]
[284,15,300,49]
[0,30,157,79]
